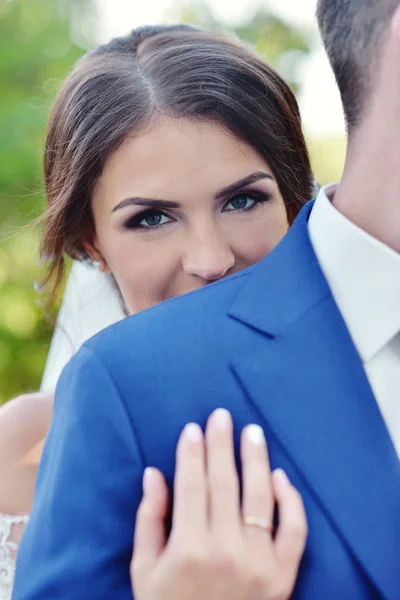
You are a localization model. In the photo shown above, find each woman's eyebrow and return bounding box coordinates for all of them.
[112,198,181,214]
[111,171,273,214]
[215,171,273,199]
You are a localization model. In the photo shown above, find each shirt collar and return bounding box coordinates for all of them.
[308,183,400,362]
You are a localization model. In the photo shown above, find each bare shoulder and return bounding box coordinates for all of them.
[0,392,53,464]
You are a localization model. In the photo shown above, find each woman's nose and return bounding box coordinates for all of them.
[182,228,235,282]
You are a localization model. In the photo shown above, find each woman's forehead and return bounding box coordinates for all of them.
[93,116,271,207]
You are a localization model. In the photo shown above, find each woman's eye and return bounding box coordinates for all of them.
[224,194,257,211]
[142,212,168,227]
[126,210,173,230]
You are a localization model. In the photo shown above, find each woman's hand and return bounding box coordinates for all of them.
[131,409,307,600]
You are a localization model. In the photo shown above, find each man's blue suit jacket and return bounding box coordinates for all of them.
[13,203,400,600]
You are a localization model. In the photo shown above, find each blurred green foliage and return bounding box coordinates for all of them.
[0,0,345,405]
[0,0,87,404]
[171,0,310,93]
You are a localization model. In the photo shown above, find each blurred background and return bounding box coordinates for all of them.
[0,0,346,404]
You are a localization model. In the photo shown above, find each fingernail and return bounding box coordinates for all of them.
[183,422,203,442]
[212,408,232,429]
[246,424,265,445]
[274,468,290,487]
[143,467,155,495]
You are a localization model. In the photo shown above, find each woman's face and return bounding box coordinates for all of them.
[91,117,288,314]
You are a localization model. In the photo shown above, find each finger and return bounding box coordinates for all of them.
[272,469,308,589]
[172,422,207,536]
[206,409,241,539]
[132,468,169,578]
[241,424,274,546]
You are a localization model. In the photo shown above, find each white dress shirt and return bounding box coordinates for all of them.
[308,184,400,458]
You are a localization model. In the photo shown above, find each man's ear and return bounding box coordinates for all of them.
[83,241,111,273]
[391,4,400,42]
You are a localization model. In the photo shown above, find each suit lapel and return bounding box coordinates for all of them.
[229,203,400,600]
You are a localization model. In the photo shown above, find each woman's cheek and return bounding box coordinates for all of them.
[115,245,176,313]
[235,217,287,264]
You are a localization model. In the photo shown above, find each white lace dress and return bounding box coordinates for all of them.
[0,514,29,600]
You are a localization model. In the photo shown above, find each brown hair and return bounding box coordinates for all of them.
[317,0,398,131]
[41,24,313,292]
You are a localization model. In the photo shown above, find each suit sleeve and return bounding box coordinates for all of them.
[12,345,144,600]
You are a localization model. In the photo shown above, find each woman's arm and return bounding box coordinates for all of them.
[0,393,53,465]
[0,392,53,600]
[0,393,53,514]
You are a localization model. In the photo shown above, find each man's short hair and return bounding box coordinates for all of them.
[316,0,398,131]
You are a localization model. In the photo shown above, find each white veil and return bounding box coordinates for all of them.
[40,261,125,392]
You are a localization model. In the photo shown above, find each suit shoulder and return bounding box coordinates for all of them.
[85,268,250,358]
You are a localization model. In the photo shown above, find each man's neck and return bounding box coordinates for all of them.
[332,39,400,254]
